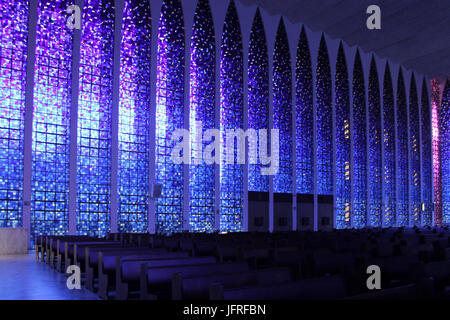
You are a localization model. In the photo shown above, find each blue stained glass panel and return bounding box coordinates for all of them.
[77,0,114,237]
[368,57,382,227]
[352,51,367,228]
[273,19,292,194]
[409,74,421,225]
[220,0,243,232]
[248,8,269,193]
[334,43,350,229]
[32,0,72,238]
[155,0,185,234]
[295,27,313,194]
[316,35,333,195]
[383,63,396,226]
[396,69,409,226]
[118,0,151,233]
[189,0,215,232]
[0,0,28,228]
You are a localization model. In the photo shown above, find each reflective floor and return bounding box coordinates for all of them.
[0,252,98,300]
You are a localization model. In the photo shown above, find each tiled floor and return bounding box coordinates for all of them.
[0,252,98,300]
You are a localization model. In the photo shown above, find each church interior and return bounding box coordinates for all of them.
[0,0,450,303]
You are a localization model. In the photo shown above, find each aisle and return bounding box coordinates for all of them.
[0,252,98,300]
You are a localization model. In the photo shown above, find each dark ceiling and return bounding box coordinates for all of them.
[239,0,450,78]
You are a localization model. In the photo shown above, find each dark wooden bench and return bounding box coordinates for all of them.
[96,250,191,299]
[83,247,169,290]
[139,262,250,300]
[172,267,291,300]
[210,275,348,300]
[40,236,104,265]
[54,240,121,271]
[346,284,419,300]
[412,260,450,295]
[361,255,421,288]
[193,241,217,256]
[116,256,218,299]
[35,235,97,262]
[68,242,125,271]
[216,244,239,262]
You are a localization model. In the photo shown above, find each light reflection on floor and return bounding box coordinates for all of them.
[0,252,98,300]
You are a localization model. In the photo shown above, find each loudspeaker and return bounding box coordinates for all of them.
[151,183,162,199]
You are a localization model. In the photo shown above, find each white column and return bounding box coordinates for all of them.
[284,18,298,231]
[68,0,84,235]
[210,0,228,232]
[260,9,277,233]
[182,0,197,231]
[109,0,124,234]
[148,0,163,234]
[23,0,39,245]
[235,1,254,233]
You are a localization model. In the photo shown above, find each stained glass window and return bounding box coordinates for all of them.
[32,0,72,238]
[352,50,367,228]
[189,0,215,232]
[155,0,185,234]
[77,0,115,237]
[421,79,432,225]
[0,0,28,228]
[248,8,269,193]
[441,80,450,224]
[368,57,382,227]
[220,0,243,232]
[273,18,292,194]
[409,74,421,225]
[431,79,442,225]
[295,27,313,195]
[316,34,333,195]
[117,0,152,233]
[0,0,443,236]
[334,43,350,229]
[396,69,409,226]
[382,63,396,226]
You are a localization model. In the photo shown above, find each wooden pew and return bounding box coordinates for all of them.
[270,249,306,280]
[216,244,239,262]
[54,240,120,271]
[346,284,419,300]
[96,250,191,299]
[46,236,105,269]
[116,256,218,300]
[164,238,180,252]
[210,275,348,300]
[69,242,123,270]
[193,241,217,256]
[361,255,422,288]
[311,252,367,276]
[139,262,250,300]
[36,229,450,300]
[172,267,291,300]
[84,247,168,290]
[411,260,450,296]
